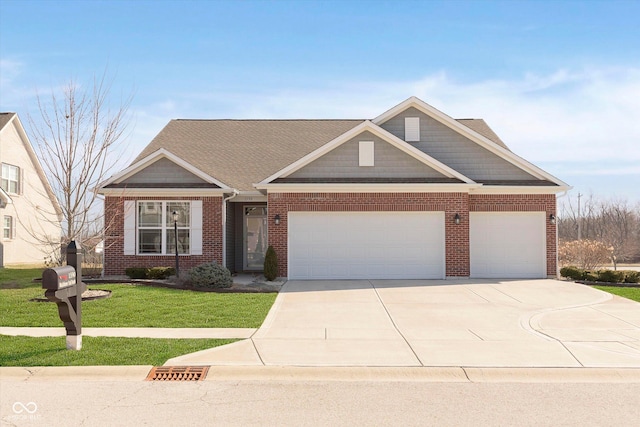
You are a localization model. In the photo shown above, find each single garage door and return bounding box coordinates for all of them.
[470,212,546,278]
[288,211,445,280]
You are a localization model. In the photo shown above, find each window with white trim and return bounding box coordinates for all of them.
[137,201,190,254]
[3,216,14,239]
[1,163,20,194]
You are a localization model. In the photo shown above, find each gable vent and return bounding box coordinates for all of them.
[405,117,420,142]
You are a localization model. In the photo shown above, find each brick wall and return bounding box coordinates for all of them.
[104,196,223,276]
[267,192,470,277]
[268,192,557,278]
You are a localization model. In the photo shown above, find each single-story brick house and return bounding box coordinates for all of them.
[99,97,569,279]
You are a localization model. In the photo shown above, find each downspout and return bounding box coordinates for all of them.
[222,189,239,268]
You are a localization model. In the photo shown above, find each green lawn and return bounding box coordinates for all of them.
[0,268,277,366]
[0,267,44,289]
[0,283,277,328]
[593,286,640,303]
[0,336,235,366]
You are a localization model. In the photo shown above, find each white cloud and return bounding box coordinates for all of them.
[194,67,640,170]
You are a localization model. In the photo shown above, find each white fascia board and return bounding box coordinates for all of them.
[470,185,572,195]
[100,148,231,190]
[258,120,474,185]
[259,121,369,184]
[99,187,229,197]
[373,97,569,187]
[254,183,482,193]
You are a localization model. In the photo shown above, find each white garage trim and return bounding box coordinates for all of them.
[470,212,546,279]
[288,211,445,280]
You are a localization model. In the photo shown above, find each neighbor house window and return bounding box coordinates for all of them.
[1,163,20,194]
[137,201,190,254]
[3,216,14,239]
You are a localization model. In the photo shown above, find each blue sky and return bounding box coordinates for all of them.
[1,0,639,202]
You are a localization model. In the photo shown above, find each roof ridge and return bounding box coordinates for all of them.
[172,118,366,122]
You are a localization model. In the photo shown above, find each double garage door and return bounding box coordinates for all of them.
[288,212,445,280]
[287,211,547,280]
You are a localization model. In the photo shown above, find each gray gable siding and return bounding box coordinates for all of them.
[379,107,538,181]
[123,158,208,184]
[287,131,447,180]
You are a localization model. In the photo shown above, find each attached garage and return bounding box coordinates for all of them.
[288,211,445,280]
[470,212,546,278]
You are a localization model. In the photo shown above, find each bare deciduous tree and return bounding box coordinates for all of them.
[26,72,132,262]
[558,194,640,267]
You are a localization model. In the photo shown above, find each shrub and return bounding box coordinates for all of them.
[597,269,625,283]
[125,267,148,279]
[263,246,278,281]
[560,266,584,281]
[623,270,640,283]
[188,262,233,288]
[147,267,175,280]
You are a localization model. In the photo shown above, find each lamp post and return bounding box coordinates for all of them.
[172,210,179,278]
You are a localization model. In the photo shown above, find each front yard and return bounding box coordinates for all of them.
[0,269,277,366]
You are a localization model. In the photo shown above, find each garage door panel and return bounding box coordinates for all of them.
[470,212,546,279]
[288,211,444,280]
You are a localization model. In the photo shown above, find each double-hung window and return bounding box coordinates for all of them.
[3,216,14,239]
[1,163,20,194]
[137,201,190,254]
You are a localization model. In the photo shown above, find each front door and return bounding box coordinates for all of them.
[244,206,268,270]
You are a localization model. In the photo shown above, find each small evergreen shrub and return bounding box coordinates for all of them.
[189,262,233,288]
[125,267,148,279]
[147,267,176,279]
[597,269,625,283]
[263,246,278,281]
[560,266,583,281]
[560,266,639,284]
[623,270,640,283]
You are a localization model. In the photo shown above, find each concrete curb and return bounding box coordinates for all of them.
[2,366,639,383]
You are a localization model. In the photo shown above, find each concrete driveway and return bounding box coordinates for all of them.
[167,279,640,367]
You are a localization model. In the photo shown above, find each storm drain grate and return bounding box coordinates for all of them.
[146,366,209,381]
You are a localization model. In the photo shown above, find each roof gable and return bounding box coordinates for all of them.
[133,120,363,191]
[0,112,62,216]
[259,121,473,185]
[101,148,230,190]
[373,97,569,187]
[284,130,455,183]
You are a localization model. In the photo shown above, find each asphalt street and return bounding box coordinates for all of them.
[3,377,640,426]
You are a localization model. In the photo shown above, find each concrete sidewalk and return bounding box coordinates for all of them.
[165,279,640,368]
[0,327,255,339]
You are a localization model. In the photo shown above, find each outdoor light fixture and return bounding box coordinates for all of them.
[549,214,556,224]
[274,214,281,225]
[172,211,180,277]
[454,213,461,225]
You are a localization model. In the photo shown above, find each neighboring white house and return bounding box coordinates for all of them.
[0,112,62,267]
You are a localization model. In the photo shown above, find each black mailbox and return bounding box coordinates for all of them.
[42,266,77,290]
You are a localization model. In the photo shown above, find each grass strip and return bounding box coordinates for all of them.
[593,285,640,303]
[0,335,235,366]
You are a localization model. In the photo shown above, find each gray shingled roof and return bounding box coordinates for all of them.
[133,118,508,191]
[135,120,364,190]
[0,113,16,131]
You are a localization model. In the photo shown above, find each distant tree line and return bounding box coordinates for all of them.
[558,195,640,268]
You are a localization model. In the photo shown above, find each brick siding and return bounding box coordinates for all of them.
[104,196,223,276]
[268,192,557,278]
